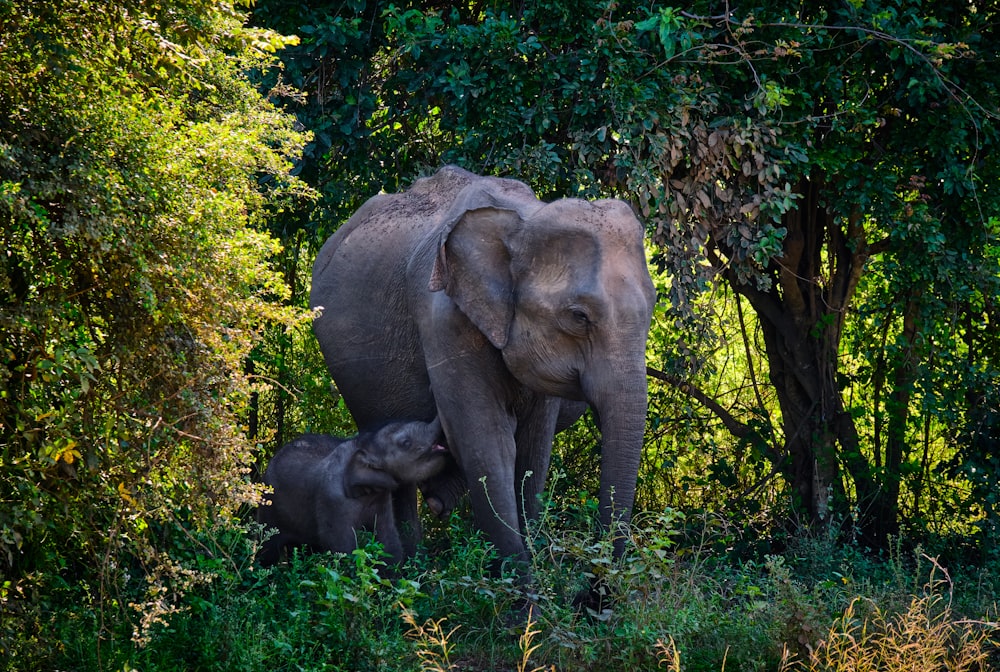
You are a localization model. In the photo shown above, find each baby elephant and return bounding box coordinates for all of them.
[257,417,447,567]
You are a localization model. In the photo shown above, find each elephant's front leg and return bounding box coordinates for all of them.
[423,297,529,565]
[428,373,526,562]
[373,501,406,567]
[391,482,421,557]
[444,403,525,563]
[514,394,561,527]
[316,509,364,556]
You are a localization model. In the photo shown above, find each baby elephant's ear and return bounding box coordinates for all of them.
[345,447,398,497]
[346,465,398,498]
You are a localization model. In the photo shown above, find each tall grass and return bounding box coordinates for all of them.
[5,504,999,671]
[783,563,998,672]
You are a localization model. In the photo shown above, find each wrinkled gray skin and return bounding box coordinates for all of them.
[257,418,447,566]
[310,166,656,566]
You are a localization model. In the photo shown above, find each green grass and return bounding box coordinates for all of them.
[3,508,999,671]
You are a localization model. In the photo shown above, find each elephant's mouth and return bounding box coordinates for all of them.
[529,375,587,401]
[505,360,582,399]
[430,443,448,454]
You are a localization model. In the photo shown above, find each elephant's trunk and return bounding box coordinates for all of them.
[584,353,648,557]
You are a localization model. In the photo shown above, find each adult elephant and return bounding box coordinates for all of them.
[310,166,655,566]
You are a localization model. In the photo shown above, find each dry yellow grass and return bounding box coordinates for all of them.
[401,606,461,672]
[780,581,997,672]
[402,604,555,672]
[401,562,999,672]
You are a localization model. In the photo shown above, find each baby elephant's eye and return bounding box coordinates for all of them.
[571,308,591,325]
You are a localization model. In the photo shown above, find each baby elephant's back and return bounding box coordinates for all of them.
[262,434,350,509]
[265,434,346,478]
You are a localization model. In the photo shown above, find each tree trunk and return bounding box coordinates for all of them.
[873,295,919,542]
[750,289,841,523]
[721,178,878,533]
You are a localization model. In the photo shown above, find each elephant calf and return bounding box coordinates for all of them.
[257,418,447,566]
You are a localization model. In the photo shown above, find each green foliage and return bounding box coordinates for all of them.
[248,0,426,234]
[9,501,998,672]
[6,519,424,672]
[0,0,311,640]
[947,386,1000,557]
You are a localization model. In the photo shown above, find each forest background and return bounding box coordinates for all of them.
[2,0,999,670]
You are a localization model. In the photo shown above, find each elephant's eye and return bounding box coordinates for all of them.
[561,304,595,335]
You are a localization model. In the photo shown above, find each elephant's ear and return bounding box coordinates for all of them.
[345,449,398,497]
[429,206,520,348]
[430,181,539,348]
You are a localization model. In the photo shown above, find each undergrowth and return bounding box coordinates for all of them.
[3,504,998,671]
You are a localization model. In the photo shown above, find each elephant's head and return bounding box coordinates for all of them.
[348,417,449,496]
[429,181,656,536]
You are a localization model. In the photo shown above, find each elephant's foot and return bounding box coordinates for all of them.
[420,466,467,518]
[501,595,546,633]
[425,495,446,517]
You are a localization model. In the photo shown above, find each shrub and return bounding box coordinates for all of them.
[1,3,309,664]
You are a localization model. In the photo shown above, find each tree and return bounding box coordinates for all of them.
[651,2,1000,545]
[0,0,307,631]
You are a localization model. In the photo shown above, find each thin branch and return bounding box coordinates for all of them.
[679,11,999,123]
[735,292,767,414]
[646,365,781,465]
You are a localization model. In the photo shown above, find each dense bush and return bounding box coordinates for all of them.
[5,501,997,671]
[0,0,310,646]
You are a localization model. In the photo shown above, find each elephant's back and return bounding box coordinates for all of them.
[264,435,344,486]
[311,167,479,299]
[309,168,482,428]
[260,435,346,531]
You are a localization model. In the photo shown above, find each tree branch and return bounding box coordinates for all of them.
[646,365,781,465]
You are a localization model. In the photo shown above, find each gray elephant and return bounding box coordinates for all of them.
[310,166,656,567]
[256,418,448,566]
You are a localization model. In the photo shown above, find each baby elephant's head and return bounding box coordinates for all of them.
[367,417,448,484]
